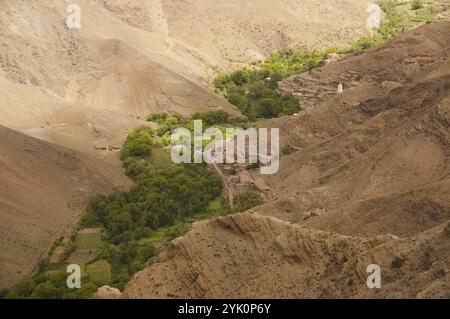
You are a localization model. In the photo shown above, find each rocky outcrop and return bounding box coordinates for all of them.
[94,286,122,299]
[124,214,450,298]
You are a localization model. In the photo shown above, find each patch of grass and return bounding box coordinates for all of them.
[67,251,98,265]
[75,232,102,252]
[233,192,264,212]
[86,260,111,285]
[145,147,173,171]
[411,0,424,10]
[206,199,223,211]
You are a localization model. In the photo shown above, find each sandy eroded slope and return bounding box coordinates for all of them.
[0,0,239,158]
[103,0,372,61]
[0,0,372,157]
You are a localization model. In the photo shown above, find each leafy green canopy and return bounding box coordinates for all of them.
[121,126,155,160]
[213,50,327,120]
[84,164,222,244]
[4,270,98,299]
[84,126,223,244]
[4,125,224,298]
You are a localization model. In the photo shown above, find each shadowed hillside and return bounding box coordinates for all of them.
[0,125,131,288]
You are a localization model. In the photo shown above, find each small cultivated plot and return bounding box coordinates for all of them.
[76,229,102,250]
[86,260,112,286]
[68,228,102,265]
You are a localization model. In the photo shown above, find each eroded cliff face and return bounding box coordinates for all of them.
[123,213,449,298]
[123,22,450,299]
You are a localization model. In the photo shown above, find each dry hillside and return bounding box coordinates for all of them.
[102,0,372,61]
[0,125,132,288]
[0,0,370,158]
[124,22,450,298]
[0,0,237,159]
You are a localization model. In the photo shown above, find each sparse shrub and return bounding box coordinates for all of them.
[147,113,168,123]
[380,0,398,13]
[411,0,423,10]
[191,110,230,126]
[37,258,50,273]
[233,192,264,212]
[282,145,296,156]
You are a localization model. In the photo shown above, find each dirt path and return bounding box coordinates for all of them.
[211,163,234,209]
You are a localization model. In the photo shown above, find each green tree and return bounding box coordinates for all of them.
[227,93,248,112]
[31,282,61,299]
[121,126,155,160]
[252,98,280,118]
[279,93,300,115]
[268,71,284,89]
[192,110,230,126]
[107,211,133,243]
[230,70,249,86]
[411,0,423,10]
[6,277,36,299]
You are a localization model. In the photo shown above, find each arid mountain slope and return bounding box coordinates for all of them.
[256,22,450,238]
[103,0,372,61]
[0,0,371,157]
[124,23,450,298]
[0,0,238,158]
[124,213,450,298]
[0,125,132,288]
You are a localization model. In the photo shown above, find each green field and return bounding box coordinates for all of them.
[67,230,103,265]
[75,231,102,251]
[146,147,173,170]
[86,260,111,285]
